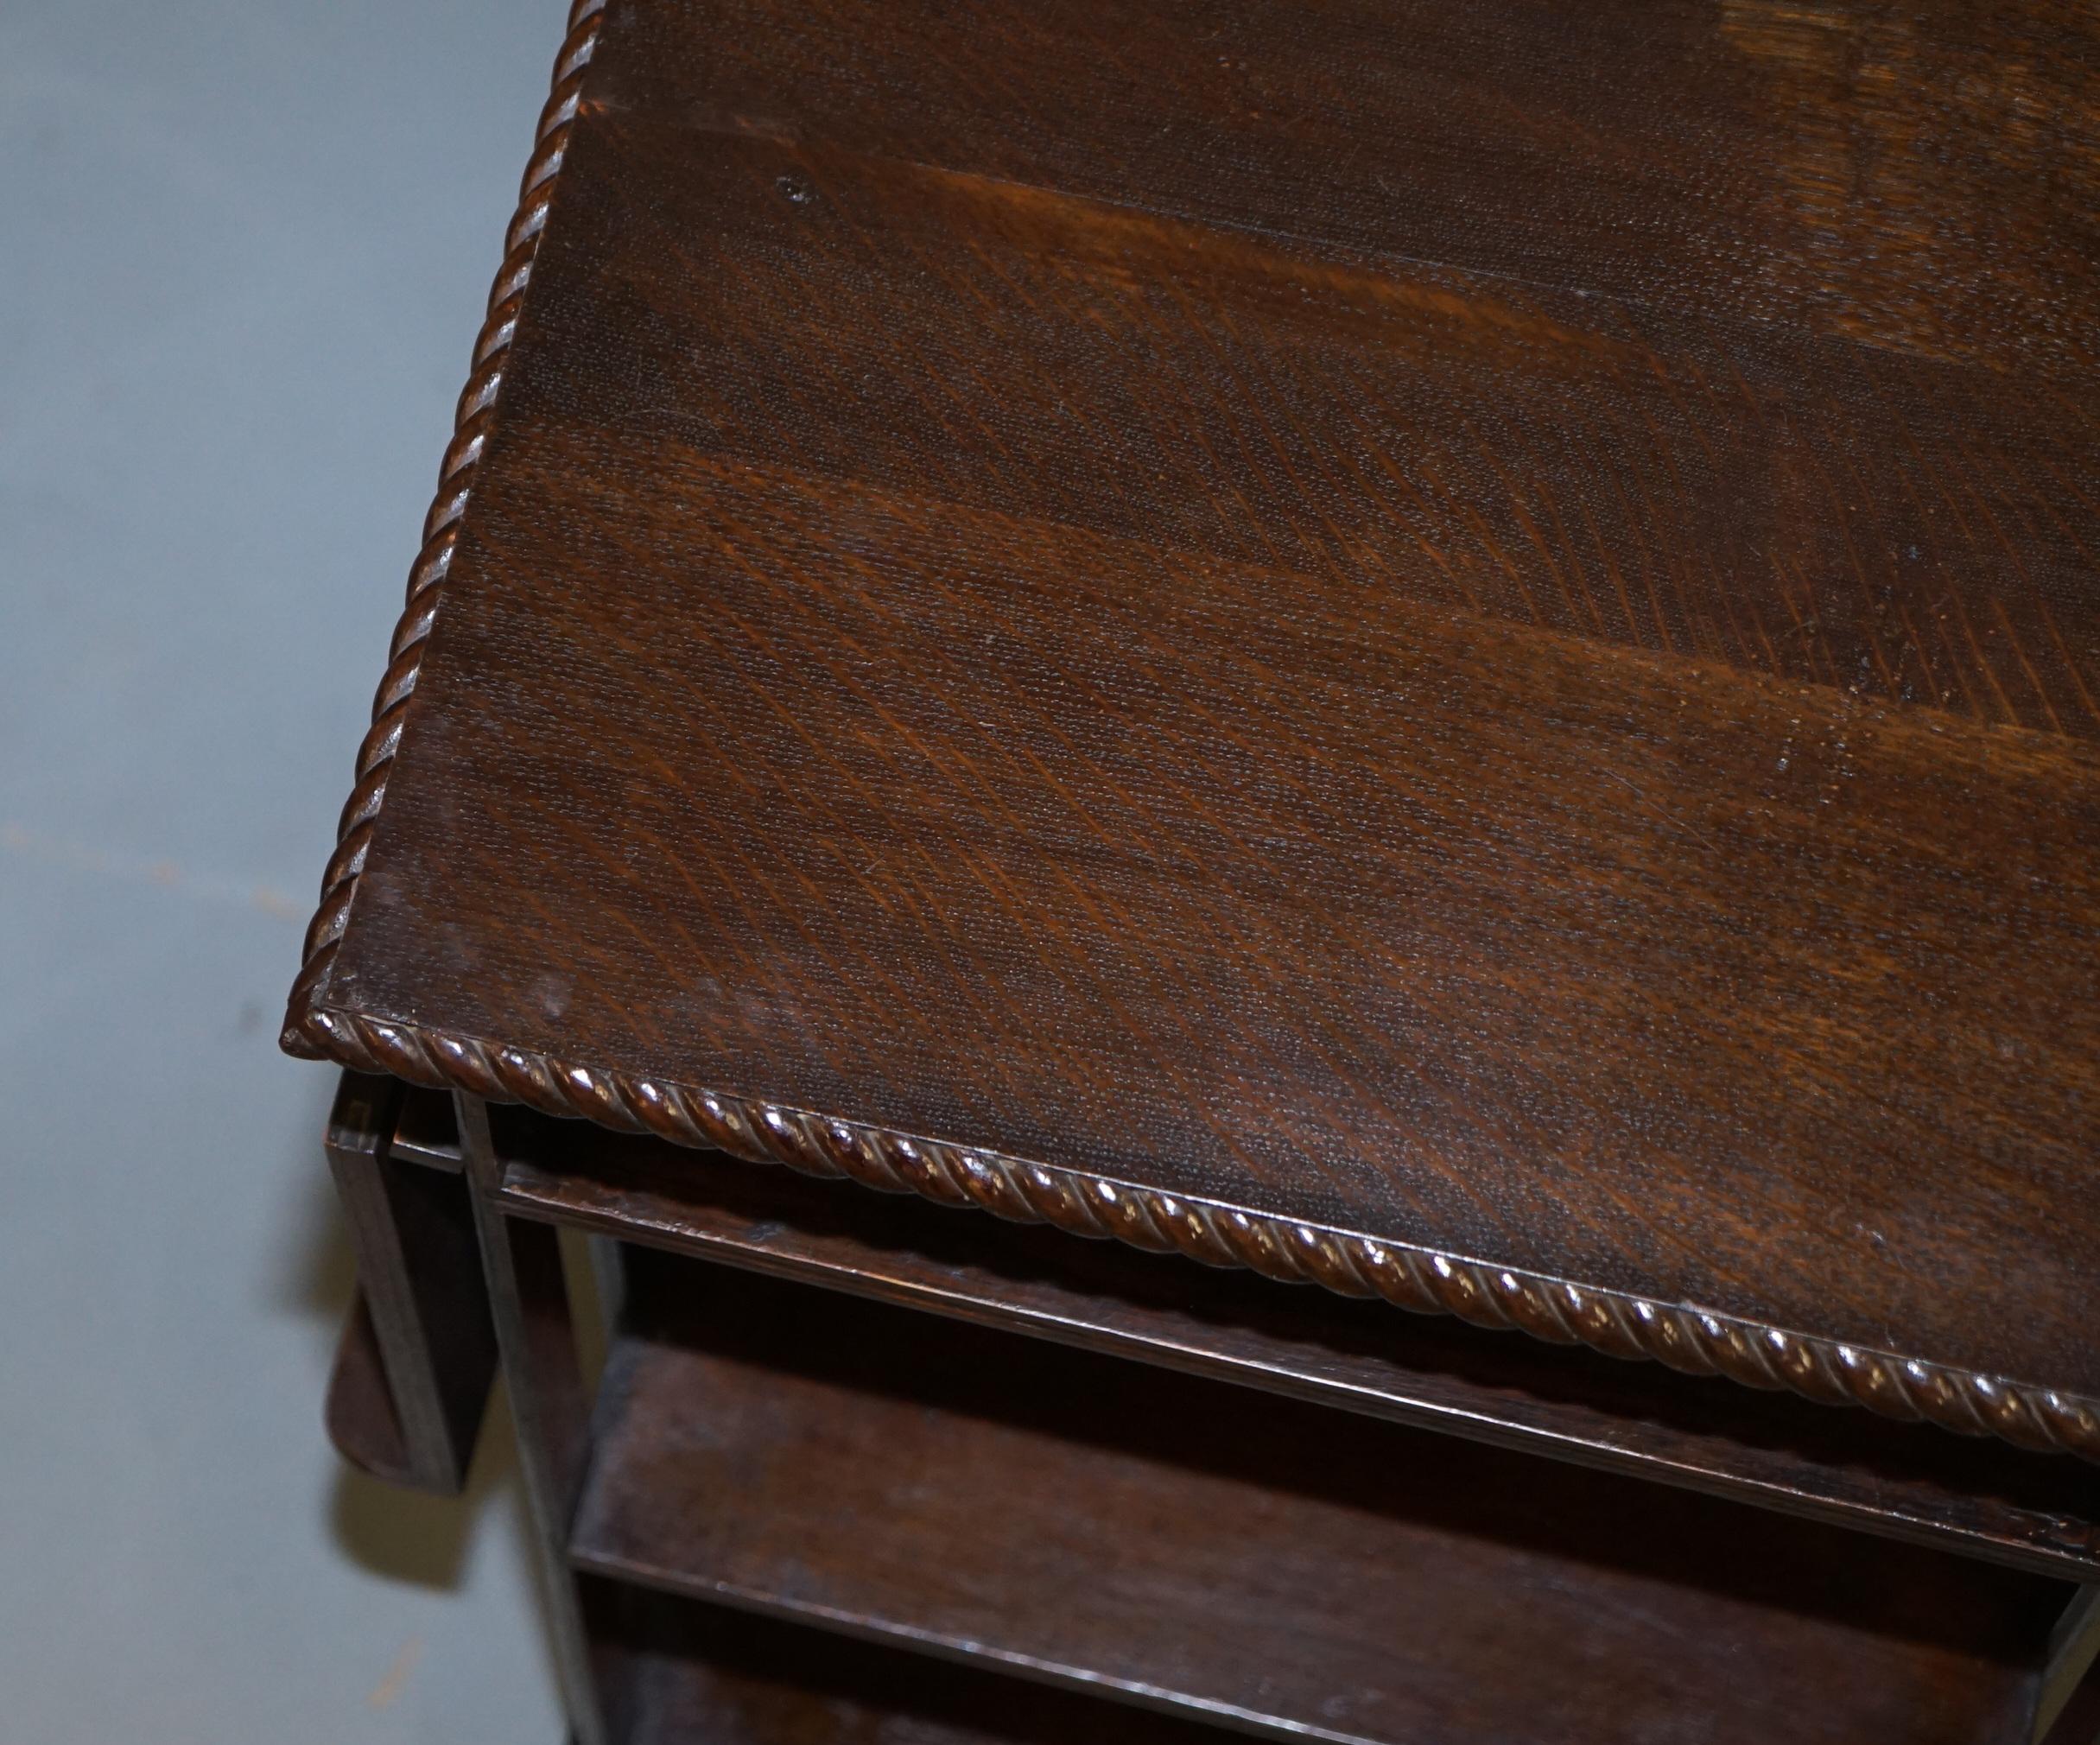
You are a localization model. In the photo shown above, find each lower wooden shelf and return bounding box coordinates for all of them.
[585,1578,1231,1743]
[570,1249,2064,1745]
[496,1107,2100,1585]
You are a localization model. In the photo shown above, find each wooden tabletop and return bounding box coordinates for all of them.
[287,0,2100,1457]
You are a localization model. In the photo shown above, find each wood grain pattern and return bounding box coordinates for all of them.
[573,1253,2063,1745]
[556,73,2100,736]
[287,0,2100,1447]
[583,0,2100,384]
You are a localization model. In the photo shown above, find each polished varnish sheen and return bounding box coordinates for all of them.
[292,0,2100,1431]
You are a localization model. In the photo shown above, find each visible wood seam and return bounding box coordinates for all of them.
[280,0,606,1040]
[288,1006,2100,1466]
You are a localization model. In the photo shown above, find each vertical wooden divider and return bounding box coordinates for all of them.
[457,1091,610,1745]
[2034,1589,2100,1744]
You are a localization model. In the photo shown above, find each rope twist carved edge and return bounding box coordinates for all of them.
[282,0,2100,1467]
[294,1005,2100,1465]
[281,0,605,1042]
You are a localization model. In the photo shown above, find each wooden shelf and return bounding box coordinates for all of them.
[385,1086,464,1172]
[584,1578,1232,1744]
[496,1111,2100,1585]
[569,1250,2062,1745]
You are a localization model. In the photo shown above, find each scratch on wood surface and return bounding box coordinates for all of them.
[365,1636,422,1710]
[2,819,305,920]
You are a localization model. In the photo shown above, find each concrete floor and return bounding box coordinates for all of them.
[2,3,580,1737]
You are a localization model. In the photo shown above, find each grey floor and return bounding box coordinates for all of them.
[2,3,581,1737]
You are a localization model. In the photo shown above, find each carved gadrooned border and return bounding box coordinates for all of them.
[289,1008,2100,1465]
[282,0,2100,1466]
[282,0,605,1037]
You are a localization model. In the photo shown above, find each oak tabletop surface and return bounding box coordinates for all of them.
[290,0,2100,1417]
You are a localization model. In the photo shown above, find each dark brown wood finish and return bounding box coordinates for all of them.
[289,7,2100,1735]
[573,1251,2064,1745]
[456,1093,610,1745]
[2037,1590,2100,1744]
[320,1073,496,1493]
[490,1108,2100,1584]
[324,1291,420,1488]
[586,1582,1239,1745]
[387,1085,466,1172]
[320,1077,416,1486]
[590,0,2100,390]
[288,0,2100,1446]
